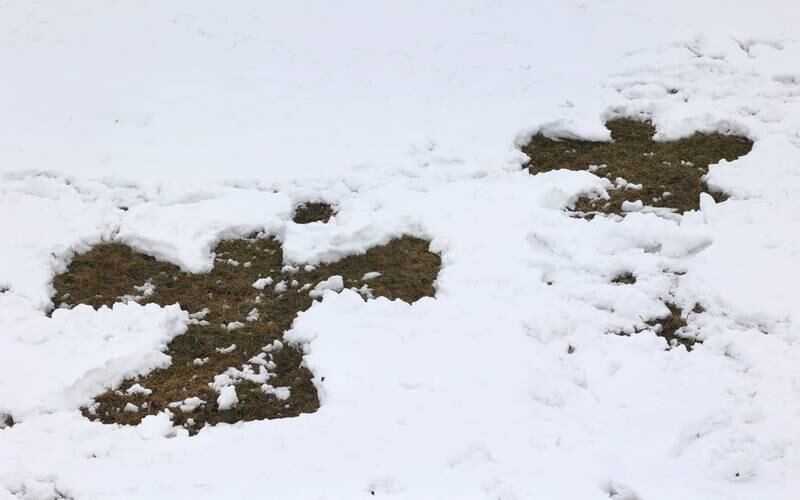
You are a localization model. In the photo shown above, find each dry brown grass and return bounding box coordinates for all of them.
[53,235,440,433]
[293,201,336,224]
[613,302,700,350]
[522,118,753,215]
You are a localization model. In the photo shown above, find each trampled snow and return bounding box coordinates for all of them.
[1,0,800,499]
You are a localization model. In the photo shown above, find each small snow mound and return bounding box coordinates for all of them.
[309,275,344,298]
[217,386,238,410]
[126,383,152,396]
[252,277,274,290]
[621,200,644,212]
[216,344,237,354]
[178,397,206,412]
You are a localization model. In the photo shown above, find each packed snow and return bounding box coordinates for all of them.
[1,0,800,499]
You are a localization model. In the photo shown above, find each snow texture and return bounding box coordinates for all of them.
[216,386,238,411]
[1,0,800,499]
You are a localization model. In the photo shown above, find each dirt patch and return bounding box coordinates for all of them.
[52,235,440,433]
[614,302,700,350]
[0,414,13,429]
[293,201,336,224]
[647,303,699,350]
[611,272,636,285]
[521,118,753,215]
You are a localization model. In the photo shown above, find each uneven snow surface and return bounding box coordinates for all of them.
[2,1,800,498]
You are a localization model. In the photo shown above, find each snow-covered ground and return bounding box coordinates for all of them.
[2,1,800,498]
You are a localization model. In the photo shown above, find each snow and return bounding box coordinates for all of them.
[126,384,153,396]
[621,200,644,212]
[308,276,345,299]
[0,302,187,419]
[2,0,800,499]
[216,386,238,411]
[251,277,273,290]
[177,397,206,413]
[215,344,237,354]
[246,308,260,322]
[223,321,245,331]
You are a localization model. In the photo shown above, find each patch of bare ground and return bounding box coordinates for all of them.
[611,272,637,285]
[522,118,753,215]
[52,235,440,434]
[0,414,13,429]
[615,302,701,350]
[293,201,336,224]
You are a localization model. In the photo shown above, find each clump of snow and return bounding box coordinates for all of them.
[215,344,237,354]
[133,280,155,297]
[361,272,381,280]
[274,280,288,294]
[354,284,374,300]
[223,321,244,331]
[125,384,152,396]
[188,308,210,326]
[251,277,274,290]
[309,276,344,299]
[216,386,238,411]
[119,279,156,303]
[262,385,291,401]
[262,340,284,353]
[621,200,644,212]
[246,308,260,322]
[177,397,206,413]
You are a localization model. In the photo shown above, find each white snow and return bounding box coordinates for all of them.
[309,276,345,299]
[1,1,800,499]
[262,385,291,401]
[215,344,237,354]
[0,302,187,419]
[246,308,260,322]
[125,384,152,396]
[621,200,644,212]
[274,281,288,294]
[133,280,156,297]
[216,386,238,411]
[262,340,284,353]
[178,397,206,413]
[251,277,274,290]
[223,321,245,332]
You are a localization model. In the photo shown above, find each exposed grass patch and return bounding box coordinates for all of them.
[522,118,753,215]
[52,235,440,433]
[615,302,701,350]
[648,303,697,350]
[0,414,13,429]
[611,272,637,285]
[293,201,335,224]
